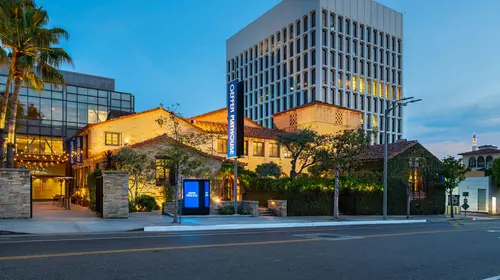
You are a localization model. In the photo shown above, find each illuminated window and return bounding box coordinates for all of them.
[372,81,377,95]
[155,158,174,186]
[243,141,248,155]
[386,84,390,99]
[346,74,351,89]
[379,82,384,97]
[398,87,402,100]
[105,132,120,146]
[338,72,343,88]
[352,76,357,91]
[360,77,365,93]
[269,143,280,157]
[253,142,264,156]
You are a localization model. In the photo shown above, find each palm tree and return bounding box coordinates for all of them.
[0,1,72,167]
[0,0,35,166]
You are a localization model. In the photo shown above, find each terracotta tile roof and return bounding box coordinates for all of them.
[272,101,362,117]
[127,134,245,165]
[458,148,500,156]
[191,121,282,140]
[354,140,419,162]
[74,106,204,137]
[188,108,262,128]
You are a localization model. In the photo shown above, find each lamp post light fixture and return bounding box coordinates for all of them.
[383,97,422,220]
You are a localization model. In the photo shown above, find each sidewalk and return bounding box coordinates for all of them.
[1,212,495,235]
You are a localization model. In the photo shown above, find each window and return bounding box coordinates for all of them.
[243,141,248,155]
[477,156,485,168]
[105,132,120,146]
[253,142,264,156]
[486,155,493,168]
[269,143,280,157]
[468,157,477,168]
[311,11,316,28]
[303,15,308,31]
[216,139,227,153]
[155,158,175,186]
[303,34,308,50]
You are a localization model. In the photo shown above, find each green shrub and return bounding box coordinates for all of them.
[238,204,251,215]
[136,195,159,212]
[87,168,102,211]
[219,206,234,215]
[129,201,137,213]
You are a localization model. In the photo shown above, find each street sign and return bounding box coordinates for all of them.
[462,203,469,210]
[463,192,469,197]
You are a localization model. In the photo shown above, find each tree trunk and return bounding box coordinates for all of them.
[333,166,340,220]
[6,74,22,168]
[173,168,179,223]
[0,72,12,128]
[134,177,138,203]
[449,189,454,218]
[290,159,297,178]
[0,71,12,168]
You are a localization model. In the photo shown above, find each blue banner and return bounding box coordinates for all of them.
[227,80,238,158]
[75,136,83,164]
[68,138,76,165]
[227,80,244,158]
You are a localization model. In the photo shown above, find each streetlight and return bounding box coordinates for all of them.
[383,97,422,220]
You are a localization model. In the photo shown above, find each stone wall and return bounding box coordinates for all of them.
[210,200,259,217]
[102,171,129,219]
[268,200,287,217]
[0,169,31,219]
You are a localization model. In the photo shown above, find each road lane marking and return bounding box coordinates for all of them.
[362,226,500,238]
[487,230,500,233]
[0,238,319,261]
[0,223,457,244]
[482,276,500,280]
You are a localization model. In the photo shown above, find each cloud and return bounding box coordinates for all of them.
[476,116,500,126]
[422,141,470,159]
[405,123,452,138]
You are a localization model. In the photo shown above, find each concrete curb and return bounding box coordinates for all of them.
[143,219,428,232]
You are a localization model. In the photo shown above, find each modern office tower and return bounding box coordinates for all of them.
[226,0,403,144]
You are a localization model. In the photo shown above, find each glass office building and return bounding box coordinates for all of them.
[0,69,135,199]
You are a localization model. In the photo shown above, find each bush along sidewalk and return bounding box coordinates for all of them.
[245,176,444,216]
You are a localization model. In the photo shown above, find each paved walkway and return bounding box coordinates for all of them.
[0,209,497,235]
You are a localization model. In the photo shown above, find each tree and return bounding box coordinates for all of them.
[277,129,321,178]
[0,1,73,167]
[316,128,370,219]
[115,148,155,204]
[491,158,500,188]
[155,104,212,223]
[255,162,282,178]
[440,156,470,218]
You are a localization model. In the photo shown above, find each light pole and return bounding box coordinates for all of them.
[383,97,421,220]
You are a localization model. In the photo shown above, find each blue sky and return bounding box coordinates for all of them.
[38,0,500,158]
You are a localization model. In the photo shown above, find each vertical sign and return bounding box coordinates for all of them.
[68,138,75,165]
[75,136,83,164]
[227,80,244,158]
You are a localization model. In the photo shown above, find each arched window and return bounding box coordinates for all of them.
[486,155,493,168]
[477,156,485,168]
[469,157,477,168]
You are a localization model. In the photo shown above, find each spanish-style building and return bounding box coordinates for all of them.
[456,135,500,213]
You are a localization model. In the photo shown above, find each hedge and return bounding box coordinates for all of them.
[245,176,444,216]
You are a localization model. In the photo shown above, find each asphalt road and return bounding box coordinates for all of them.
[0,220,499,280]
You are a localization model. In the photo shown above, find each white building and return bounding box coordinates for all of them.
[226,0,404,144]
[453,135,500,214]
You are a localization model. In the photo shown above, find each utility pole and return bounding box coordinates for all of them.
[383,97,422,220]
[234,158,238,214]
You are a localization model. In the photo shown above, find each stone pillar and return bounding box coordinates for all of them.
[0,169,31,219]
[102,171,129,219]
[268,200,287,217]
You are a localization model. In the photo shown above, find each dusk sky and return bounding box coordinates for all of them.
[38,0,500,158]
